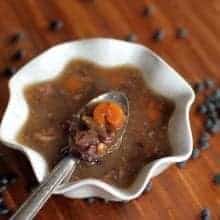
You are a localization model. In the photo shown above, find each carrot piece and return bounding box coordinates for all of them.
[146,100,162,123]
[93,102,108,126]
[93,102,125,129]
[64,75,83,93]
[106,102,125,129]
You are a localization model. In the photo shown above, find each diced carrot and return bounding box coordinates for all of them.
[64,75,83,93]
[93,101,125,129]
[106,102,125,129]
[146,100,162,122]
[93,102,108,126]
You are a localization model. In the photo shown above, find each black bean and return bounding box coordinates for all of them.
[200,208,211,220]
[0,173,17,186]
[199,143,210,151]
[215,100,220,109]
[205,119,214,130]
[191,148,200,160]
[11,49,25,61]
[124,33,138,42]
[0,197,3,204]
[198,105,208,114]
[213,173,220,185]
[201,215,210,220]
[206,102,216,112]
[213,89,220,99]
[4,173,17,185]
[49,19,64,31]
[0,185,6,193]
[198,132,210,150]
[27,180,39,193]
[152,29,165,42]
[121,200,129,204]
[103,199,109,204]
[0,204,10,215]
[85,197,96,204]
[144,181,152,193]
[176,27,188,39]
[9,32,23,44]
[0,177,8,186]
[194,82,205,93]
[209,120,220,134]
[206,95,215,104]
[207,111,218,120]
[142,5,155,16]
[198,140,209,150]
[204,79,215,89]
[2,66,16,77]
[176,161,187,169]
[200,132,210,141]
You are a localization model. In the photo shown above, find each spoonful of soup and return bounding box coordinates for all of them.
[11,91,129,220]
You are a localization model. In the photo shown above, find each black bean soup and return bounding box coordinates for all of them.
[17,60,173,188]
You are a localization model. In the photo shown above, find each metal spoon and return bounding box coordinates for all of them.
[10,91,129,220]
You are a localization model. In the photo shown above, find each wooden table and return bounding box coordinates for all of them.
[0,0,220,219]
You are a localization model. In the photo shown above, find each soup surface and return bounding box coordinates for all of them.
[17,60,173,188]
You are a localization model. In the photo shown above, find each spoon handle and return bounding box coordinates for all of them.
[10,157,77,220]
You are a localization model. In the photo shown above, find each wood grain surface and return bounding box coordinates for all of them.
[0,0,220,219]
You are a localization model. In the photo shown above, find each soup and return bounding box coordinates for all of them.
[17,60,173,188]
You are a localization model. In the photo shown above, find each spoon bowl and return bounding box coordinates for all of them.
[77,91,129,149]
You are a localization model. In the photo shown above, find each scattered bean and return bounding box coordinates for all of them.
[205,119,214,131]
[176,27,188,39]
[207,111,218,121]
[11,49,25,61]
[176,161,187,169]
[198,105,208,114]
[27,180,39,193]
[0,203,10,215]
[152,29,165,42]
[0,185,7,193]
[194,82,205,93]
[198,139,209,150]
[5,173,17,185]
[144,181,152,193]
[204,79,215,89]
[103,199,109,204]
[209,121,220,134]
[2,66,16,77]
[213,89,220,99]
[200,208,211,220]
[9,32,23,44]
[0,173,17,186]
[191,148,200,160]
[85,197,96,204]
[213,173,220,185]
[142,5,155,17]
[0,176,8,186]
[124,33,137,42]
[206,102,216,112]
[200,132,210,141]
[49,19,64,31]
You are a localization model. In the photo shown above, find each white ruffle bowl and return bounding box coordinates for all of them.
[0,38,195,201]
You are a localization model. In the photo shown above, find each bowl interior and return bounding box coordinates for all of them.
[0,39,194,197]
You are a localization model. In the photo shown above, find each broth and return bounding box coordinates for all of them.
[17,60,173,188]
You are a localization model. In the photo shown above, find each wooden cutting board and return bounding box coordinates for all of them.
[0,0,220,219]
